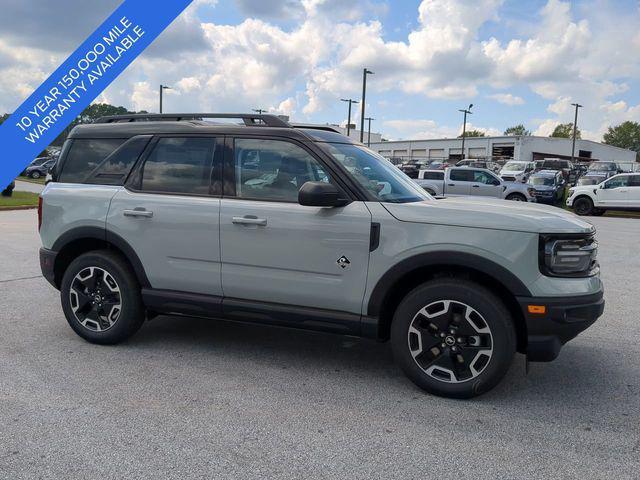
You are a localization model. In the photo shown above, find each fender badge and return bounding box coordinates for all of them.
[337,256,351,269]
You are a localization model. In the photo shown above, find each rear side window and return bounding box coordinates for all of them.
[422,171,444,180]
[450,170,474,182]
[140,137,216,195]
[85,136,151,185]
[58,138,125,183]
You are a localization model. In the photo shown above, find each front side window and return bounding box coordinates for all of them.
[140,137,216,194]
[473,171,499,185]
[58,138,125,183]
[322,143,430,203]
[604,175,629,189]
[234,139,330,202]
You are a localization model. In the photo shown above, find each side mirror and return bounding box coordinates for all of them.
[298,181,348,207]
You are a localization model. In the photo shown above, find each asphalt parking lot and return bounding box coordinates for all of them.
[1,210,639,479]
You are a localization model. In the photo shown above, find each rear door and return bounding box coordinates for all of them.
[107,135,223,296]
[446,169,472,196]
[219,136,372,315]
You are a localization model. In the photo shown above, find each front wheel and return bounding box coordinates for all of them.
[390,279,516,398]
[60,250,145,344]
[506,193,526,202]
[573,197,594,216]
[30,171,41,179]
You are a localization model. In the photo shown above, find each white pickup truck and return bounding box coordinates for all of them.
[416,166,536,202]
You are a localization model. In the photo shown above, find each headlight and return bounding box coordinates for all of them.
[527,187,535,196]
[540,234,599,277]
[568,188,575,196]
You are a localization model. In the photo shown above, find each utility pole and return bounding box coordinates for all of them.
[159,84,171,113]
[359,68,374,142]
[365,117,375,147]
[458,104,473,159]
[570,103,583,164]
[341,98,359,138]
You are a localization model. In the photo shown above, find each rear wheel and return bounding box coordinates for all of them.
[592,208,605,216]
[573,196,594,216]
[506,193,526,202]
[30,171,41,179]
[60,250,144,344]
[390,279,516,398]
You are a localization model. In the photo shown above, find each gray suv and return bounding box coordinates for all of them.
[39,114,604,398]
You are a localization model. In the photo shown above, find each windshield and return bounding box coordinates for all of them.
[322,143,431,203]
[502,162,527,171]
[531,176,554,186]
[577,177,599,186]
[588,162,616,171]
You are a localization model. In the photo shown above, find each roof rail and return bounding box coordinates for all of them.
[290,123,342,134]
[93,113,290,127]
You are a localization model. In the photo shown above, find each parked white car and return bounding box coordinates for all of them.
[566,173,640,215]
[416,167,536,202]
[499,161,536,183]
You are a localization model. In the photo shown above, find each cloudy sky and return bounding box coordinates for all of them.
[1,0,639,141]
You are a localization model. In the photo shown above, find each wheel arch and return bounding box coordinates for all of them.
[51,227,150,289]
[366,252,531,352]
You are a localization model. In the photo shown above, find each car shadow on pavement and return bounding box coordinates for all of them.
[123,314,635,409]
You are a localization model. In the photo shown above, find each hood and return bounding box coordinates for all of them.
[382,197,594,234]
[531,184,555,191]
[500,169,524,176]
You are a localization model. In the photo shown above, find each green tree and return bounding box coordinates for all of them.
[0,113,9,125]
[550,123,581,139]
[504,124,531,136]
[458,129,485,138]
[602,121,640,157]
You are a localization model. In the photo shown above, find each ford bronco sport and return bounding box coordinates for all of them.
[39,113,604,398]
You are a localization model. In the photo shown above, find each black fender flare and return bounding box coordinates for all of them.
[367,251,532,317]
[52,226,150,288]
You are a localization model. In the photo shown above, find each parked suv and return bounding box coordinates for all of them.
[567,173,640,215]
[39,114,604,399]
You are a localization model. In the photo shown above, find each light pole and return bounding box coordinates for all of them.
[364,117,375,147]
[570,102,583,164]
[253,109,267,114]
[341,98,359,137]
[458,104,473,159]
[359,68,374,142]
[159,84,171,113]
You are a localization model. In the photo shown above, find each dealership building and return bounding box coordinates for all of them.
[368,135,636,165]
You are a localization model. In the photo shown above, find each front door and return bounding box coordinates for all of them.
[470,169,503,197]
[107,136,223,296]
[597,175,630,208]
[220,137,372,314]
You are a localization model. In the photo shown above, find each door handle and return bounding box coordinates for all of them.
[232,216,267,226]
[472,184,480,188]
[447,183,455,187]
[123,208,153,218]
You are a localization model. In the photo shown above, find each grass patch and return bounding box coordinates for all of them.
[17,176,46,185]
[0,191,39,209]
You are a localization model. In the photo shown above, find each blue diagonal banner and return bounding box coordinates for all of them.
[0,0,193,188]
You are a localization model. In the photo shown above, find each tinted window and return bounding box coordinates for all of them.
[629,175,640,187]
[141,137,216,194]
[604,175,630,189]
[58,138,125,183]
[422,171,444,180]
[450,170,474,182]
[86,136,151,185]
[234,139,330,202]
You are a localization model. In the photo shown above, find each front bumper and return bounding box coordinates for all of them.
[517,289,605,362]
[39,247,58,288]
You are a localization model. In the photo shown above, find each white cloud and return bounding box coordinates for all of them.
[383,119,501,140]
[488,93,524,106]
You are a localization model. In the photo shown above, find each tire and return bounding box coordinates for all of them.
[390,278,516,399]
[592,208,605,216]
[30,171,41,179]
[60,250,144,344]
[573,196,594,216]
[506,193,526,202]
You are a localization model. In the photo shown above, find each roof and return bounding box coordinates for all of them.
[69,113,358,144]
